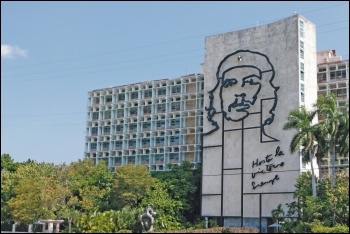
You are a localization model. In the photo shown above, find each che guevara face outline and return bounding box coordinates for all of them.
[220,66,262,121]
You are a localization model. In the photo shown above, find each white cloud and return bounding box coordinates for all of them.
[1,44,28,59]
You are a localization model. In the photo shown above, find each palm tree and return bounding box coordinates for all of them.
[314,93,348,188]
[283,105,317,197]
[336,105,349,156]
[312,126,329,181]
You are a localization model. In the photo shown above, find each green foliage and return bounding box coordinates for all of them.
[274,171,349,233]
[152,161,201,223]
[6,162,67,223]
[310,220,349,233]
[283,105,318,197]
[141,180,184,231]
[66,159,113,213]
[109,164,155,210]
[162,227,259,233]
[1,169,15,223]
[1,154,20,172]
[74,208,140,233]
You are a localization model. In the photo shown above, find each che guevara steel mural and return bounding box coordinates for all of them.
[203,49,287,193]
[204,49,279,142]
[201,49,290,227]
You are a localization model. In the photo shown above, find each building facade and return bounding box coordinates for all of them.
[85,74,204,172]
[201,14,317,232]
[317,49,349,175]
[84,14,348,233]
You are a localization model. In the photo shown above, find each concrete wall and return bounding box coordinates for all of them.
[201,14,317,231]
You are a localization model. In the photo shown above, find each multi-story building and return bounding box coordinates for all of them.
[317,49,349,175]
[85,74,204,172]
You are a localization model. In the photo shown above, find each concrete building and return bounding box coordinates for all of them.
[85,74,204,172]
[201,14,317,232]
[316,49,349,175]
[84,13,348,233]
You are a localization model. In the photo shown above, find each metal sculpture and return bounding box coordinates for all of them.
[138,204,157,233]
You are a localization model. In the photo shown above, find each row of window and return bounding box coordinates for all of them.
[91,118,184,132]
[300,19,305,103]
[317,70,347,81]
[90,136,187,150]
[91,104,200,120]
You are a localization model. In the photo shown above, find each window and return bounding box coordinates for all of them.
[129,139,136,148]
[143,106,151,114]
[300,62,304,71]
[336,70,346,78]
[300,40,304,50]
[144,90,152,98]
[171,102,181,111]
[91,127,98,135]
[172,86,181,93]
[317,73,327,81]
[156,120,165,128]
[106,96,112,103]
[130,91,138,99]
[170,118,180,127]
[91,143,97,151]
[103,126,110,134]
[300,71,304,81]
[92,112,99,120]
[299,20,304,38]
[330,71,336,80]
[130,107,138,116]
[300,49,304,59]
[116,124,123,132]
[143,122,151,130]
[158,88,166,96]
[300,83,304,92]
[157,103,166,112]
[301,93,305,102]
[156,137,164,145]
[118,93,125,101]
[142,139,149,146]
[103,142,109,150]
[105,111,111,119]
[319,67,326,72]
[117,109,124,117]
[170,136,179,144]
[129,123,137,132]
[115,141,123,148]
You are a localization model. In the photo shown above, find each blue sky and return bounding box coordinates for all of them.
[1,1,349,165]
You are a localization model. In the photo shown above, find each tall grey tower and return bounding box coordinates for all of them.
[201,14,317,232]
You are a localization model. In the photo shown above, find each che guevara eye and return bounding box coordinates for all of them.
[223,79,237,88]
[243,76,259,85]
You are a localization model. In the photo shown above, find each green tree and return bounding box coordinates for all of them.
[141,180,183,231]
[64,158,113,230]
[7,162,66,223]
[315,92,348,188]
[1,154,20,172]
[109,164,155,210]
[283,105,318,197]
[278,171,349,233]
[1,169,15,224]
[152,161,201,223]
